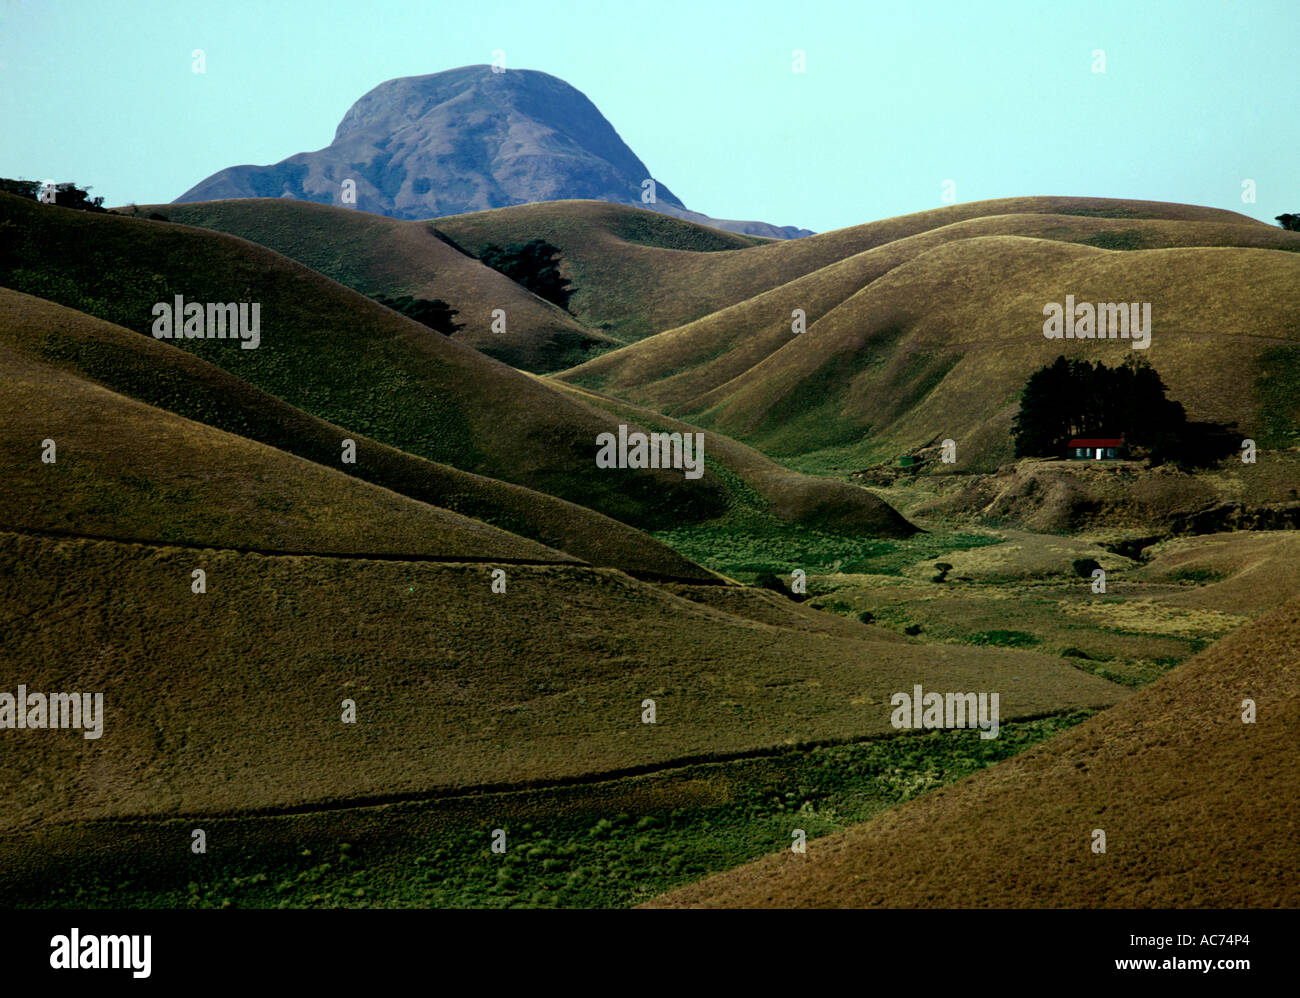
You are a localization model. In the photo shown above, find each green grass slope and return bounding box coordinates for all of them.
[0,194,911,538]
[549,378,917,536]
[559,211,1300,411]
[130,198,613,372]
[0,287,716,580]
[438,196,1281,342]
[648,591,1300,908]
[576,236,1300,471]
[0,529,1129,834]
[0,342,568,562]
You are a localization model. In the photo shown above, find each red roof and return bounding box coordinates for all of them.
[1067,438,1124,447]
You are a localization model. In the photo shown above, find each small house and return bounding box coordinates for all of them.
[1066,437,1124,460]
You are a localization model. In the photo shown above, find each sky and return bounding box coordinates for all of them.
[1,0,1295,233]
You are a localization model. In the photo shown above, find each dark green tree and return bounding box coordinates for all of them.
[371,294,464,336]
[479,239,573,309]
[1011,355,1076,456]
[1,178,106,211]
[0,178,40,199]
[1116,355,1185,455]
[1012,354,1194,463]
[1276,213,1300,232]
[52,182,106,212]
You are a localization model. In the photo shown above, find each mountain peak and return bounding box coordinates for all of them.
[176,66,811,236]
[177,64,685,219]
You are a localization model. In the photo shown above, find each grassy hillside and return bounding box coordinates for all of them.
[0,342,569,562]
[559,210,1300,409]
[3,193,909,537]
[905,453,1300,534]
[547,378,916,536]
[118,194,1300,481]
[438,196,1286,342]
[0,287,717,580]
[565,235,1300,472]
[7,188,1289,912]
[647,590,1300,908]
[1135,531,1300,615]
[1,712,1093,908]
[129,198,614,372]
[0,530,1128,833]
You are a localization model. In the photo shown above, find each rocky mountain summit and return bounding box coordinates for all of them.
[176,65,811,238]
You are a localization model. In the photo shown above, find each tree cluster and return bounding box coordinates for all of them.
[1011,355,1237,467]
[370,294,464,336]
[0,177,107,212]
[479,239,573,310]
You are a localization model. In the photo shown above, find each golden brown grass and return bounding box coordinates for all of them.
[438,196,1287,343]
[133,198,612,371]
[0,342,565,561]
[0,193,801,535]
[1136,531,1300,615]
[666,238,1300,469]
[647,592,1300,908]
[558,211,1300,409]
[0,530,1128,832]
[0,287,717,580]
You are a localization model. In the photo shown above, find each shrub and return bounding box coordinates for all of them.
[754,571,789,596]
[966,629,1039,647]
[1072,557,1102,578]
[370,294,464,336]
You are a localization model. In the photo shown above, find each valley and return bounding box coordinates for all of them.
[4,149,1297,911]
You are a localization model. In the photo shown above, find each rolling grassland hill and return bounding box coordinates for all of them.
[647,590,1300,908]
[2,280,1131,869]
[140,196,768,358]
[0,523,1130,835]
[0,341,571,563]
[442,196,1289,342]
[0,288,714,580]
[0,192,911,539]
[130,197,613,373]
[1133,532,1300,616]
[559,207,1300,405]
[561,232,1300,472]
[548,377,917,535]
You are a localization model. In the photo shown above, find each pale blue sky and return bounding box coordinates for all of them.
[1,0,1294,232]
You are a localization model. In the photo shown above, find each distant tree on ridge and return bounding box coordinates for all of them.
[479,239,574,310]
